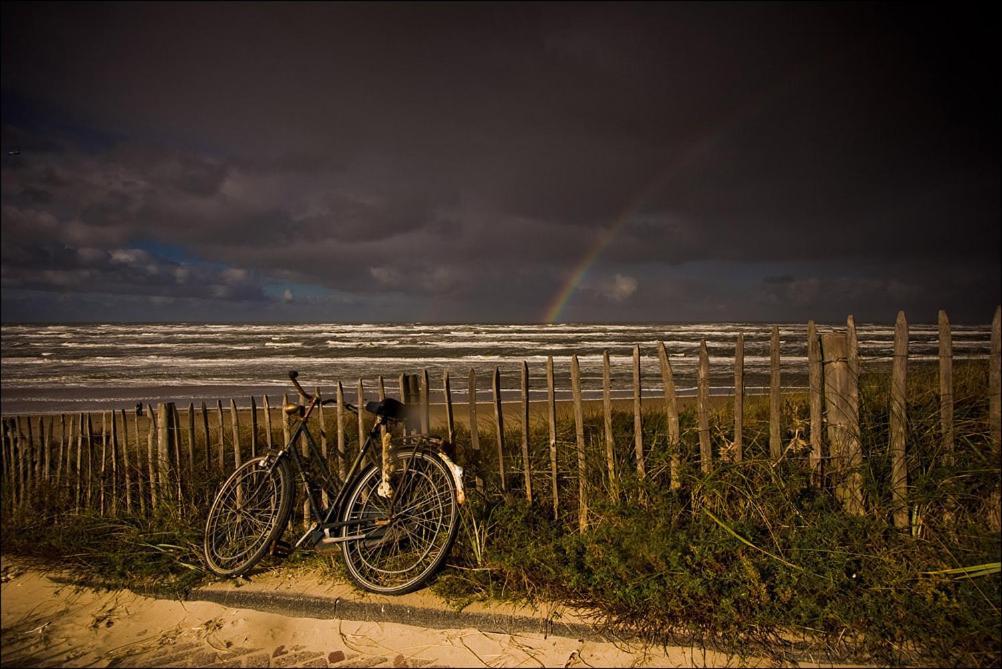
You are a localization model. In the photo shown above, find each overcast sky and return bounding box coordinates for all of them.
[2,3,998,324]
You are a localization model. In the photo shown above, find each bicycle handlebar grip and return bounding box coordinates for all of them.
[288,370,299,380]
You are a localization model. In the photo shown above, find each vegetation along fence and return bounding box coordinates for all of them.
[2,307,1000,536]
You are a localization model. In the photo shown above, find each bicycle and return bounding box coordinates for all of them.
[203,370,464,595]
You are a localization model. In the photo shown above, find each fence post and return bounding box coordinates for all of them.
[769,326,782,461]
[420,369,430,434]
[657,342,681,489]
[75,413,84,511]
[468,368,483,492]
[200,402,211,471]
[546,356,559,517]
[171,408,183,501]
[216,400,226,472]
[130,410,145,516]
[249,396,258,459]
[55,413,65,488]
[733,334,744,463]
[100,412,108,514]
[357,380,366,448]
[119,409,133,515]
[602,350,618,500]
[632,345,645,479]
[230,399,242,475]
[698,340,712,473]
[520,361,532,503]
[262,396,273,450]
[807,321,823,483]
[336,382,347,480]
[990,305,1001,451]
[146,406,157,512]
[846,316,860,447]
[570,355,588,532]
[157,404,173,502]
[938,310,954,465]
[890,311,909,531]
[492,367,506,490]
[821,333,864,515]
[443,371,455,444]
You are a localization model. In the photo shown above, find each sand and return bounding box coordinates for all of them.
[0,556,844,668]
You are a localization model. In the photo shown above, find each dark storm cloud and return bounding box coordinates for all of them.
[1,3,998,322]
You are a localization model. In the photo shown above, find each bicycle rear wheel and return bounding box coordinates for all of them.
[340,449,459,595]
[204,455,294,577]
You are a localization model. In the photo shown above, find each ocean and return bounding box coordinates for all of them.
[0,322,994,414]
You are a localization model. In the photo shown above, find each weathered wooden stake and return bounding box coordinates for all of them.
[697,340,712,473]
[846,316,860,440]
[336,383,347,480]
[990,305,1001,451]
[821,334,864,515]
[601,350,618,500]
[546,356,559,517]
[570,355,588,532]
[733,334,744,463]
[492,367,506,490]
[632,345,645,479]
[146,406,158,511]
[938,310,954,465]
[120,409,133,514]
[130,410,145,516]
[398,374,408,437]
[807,321,823,482]
[468,368,483,492]
[171,407,183,501]
[357,380,366,449]
[56,413,66,487]
[250,396,258,459]
[200,402,211,471]
[282,393,292,448]
[100,412,108,514]
[890,311,909,531]
[156,404,172,502]
[216,400,226,472]
[76,413,84,511]
[769,325,782,461]
[657,342,681,489]
[520,361,532,503]
[230,399,242,477]
[443,371,455,444]
[263,395,273,450]
[420,369,430,434]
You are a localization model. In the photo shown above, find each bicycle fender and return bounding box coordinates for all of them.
[436,450,466,505]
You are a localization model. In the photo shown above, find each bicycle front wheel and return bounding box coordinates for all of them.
[340,449,459,594]
[204,455,294,577]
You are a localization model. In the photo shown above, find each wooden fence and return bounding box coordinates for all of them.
[2,307,1000,534]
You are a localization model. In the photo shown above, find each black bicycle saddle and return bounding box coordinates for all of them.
[365,397,407,421]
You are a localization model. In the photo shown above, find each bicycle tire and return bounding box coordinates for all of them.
[204,455,294,577]
[340,449,460,595]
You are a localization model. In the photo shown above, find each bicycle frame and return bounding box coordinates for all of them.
[265,395,403,550]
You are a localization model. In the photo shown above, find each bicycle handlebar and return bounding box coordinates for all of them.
[289,370,359,413]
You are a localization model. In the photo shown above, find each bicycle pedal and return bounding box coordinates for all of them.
[271,540,292,558]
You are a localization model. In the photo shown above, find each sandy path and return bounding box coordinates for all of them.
[1,560,764,668]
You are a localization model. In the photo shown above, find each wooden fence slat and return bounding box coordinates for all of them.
[171,406,183,501]
[230,399,242,477]
[520,361,532,503]
[847,315,860,446]
[263,396,273,450]
[492,367,506,490]
[990,305,1001,451]
[100,412,108,515]
[821,334,864,515]
[733,334,744,463]
[770,325,782,461]
[398,374,408,437]
[2,421,11,512]
[157,404,171,502]
[42,416,51,485]
[546,356,558,517]
[76,413,84,511]
[468,368,482,492]
[890,311,909,531]
[357,380,366,448]
[657,342,681,489]
[282,393,292,449]
[632,345,645,479]
[201,402,211,471]
[420,369,430,434]
[336,383,347,480]
[120,409,133,515]
[55,414,66,487]
[146,406,158,511]
[110,412,120,515]
[316,387,329,507]
[130,410,145,516]
[570,355,588,532]
[698,340,712,473]
[938,310,954,464]
[601,350,618,500]
[250,396,258,459]
[807,321,823,482]
[444,371,455,444]
[28,417,36,497]
[216,400,226,472]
